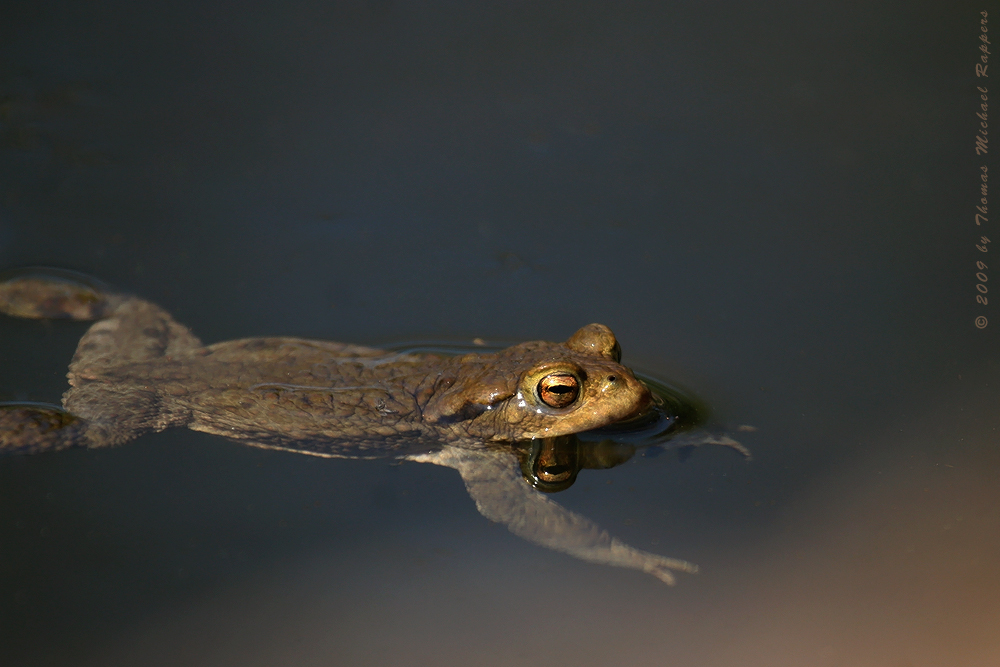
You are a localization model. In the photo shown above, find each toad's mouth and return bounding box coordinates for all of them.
[619,389,655,422]
[576,374,706,446]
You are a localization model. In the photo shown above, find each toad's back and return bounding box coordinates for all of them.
[154,338,449,455]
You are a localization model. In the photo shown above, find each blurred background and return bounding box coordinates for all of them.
[1,1,998,665]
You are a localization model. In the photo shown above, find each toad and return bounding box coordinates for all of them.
[0,269,733,584]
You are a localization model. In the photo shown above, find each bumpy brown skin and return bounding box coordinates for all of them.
[0,274,652,457]
[76,330,651,457]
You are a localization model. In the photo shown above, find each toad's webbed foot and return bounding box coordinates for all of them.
[672,432,752,463]
[0,403,89,455]
[0,268,123,321]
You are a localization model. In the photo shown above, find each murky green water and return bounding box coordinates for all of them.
[2,1,998,665]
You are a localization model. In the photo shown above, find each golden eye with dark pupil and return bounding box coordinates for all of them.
[537,373,580,408]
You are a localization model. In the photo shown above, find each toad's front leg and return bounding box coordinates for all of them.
[407,447,699,585]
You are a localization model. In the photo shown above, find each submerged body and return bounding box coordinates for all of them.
[0,269,726,584]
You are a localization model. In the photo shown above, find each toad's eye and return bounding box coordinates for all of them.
[537,373,580,409]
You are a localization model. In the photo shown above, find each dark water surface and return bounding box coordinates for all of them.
[2,1,998,665]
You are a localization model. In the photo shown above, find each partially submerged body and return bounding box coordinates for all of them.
[0,269,743,584]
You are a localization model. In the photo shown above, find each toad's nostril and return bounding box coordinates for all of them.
[607,375,617,383]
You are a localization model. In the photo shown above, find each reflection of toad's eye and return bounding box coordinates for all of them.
[537,373,580,408]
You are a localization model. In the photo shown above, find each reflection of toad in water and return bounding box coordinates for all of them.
[0,269,745,584]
